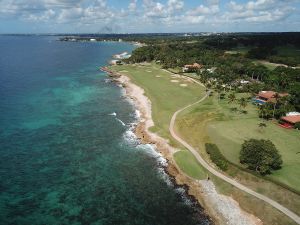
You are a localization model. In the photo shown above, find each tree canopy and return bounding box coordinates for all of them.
[240,139,282,175]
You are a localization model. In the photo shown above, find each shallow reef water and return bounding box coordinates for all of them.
[0,36,211,225]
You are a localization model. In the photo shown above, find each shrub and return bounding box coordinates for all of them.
[240,139,282,175]
[205,143,228,171]
[294,122,300,130]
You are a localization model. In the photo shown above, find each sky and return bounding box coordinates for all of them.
[0,0,299,33]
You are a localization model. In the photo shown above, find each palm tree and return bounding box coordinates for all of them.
[238,97,248,110]
[216,84,222,101]
[258,122,267,132]
[206,83,212,94]
[228,93,236,104]
[258,104,266,119]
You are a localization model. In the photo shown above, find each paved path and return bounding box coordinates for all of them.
[169,82,300,224]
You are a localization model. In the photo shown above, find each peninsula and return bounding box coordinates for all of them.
[100,32,300,225]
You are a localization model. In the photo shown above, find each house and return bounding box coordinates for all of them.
[182,63,203,72]
[280,113,300,129]
[253,91,288,105]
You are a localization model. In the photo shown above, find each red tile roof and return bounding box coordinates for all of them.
[281,115,300,124]
[257,91,289,102]
[184,63,202,69]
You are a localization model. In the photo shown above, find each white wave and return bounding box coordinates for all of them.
[175,187,193,206]
[135,109,141,119]
[116,118,126,126]
[137,144,168,167]
[157,167,174,187]
[109,112,117,116]
[123,129,139,146]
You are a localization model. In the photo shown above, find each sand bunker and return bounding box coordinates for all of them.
[147,70,152,73]
[180,84,188,87]
[171,80,179,83]
[119,70,128,73]
[156,75,161,78]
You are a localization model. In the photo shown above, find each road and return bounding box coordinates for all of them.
[169,80,300,224]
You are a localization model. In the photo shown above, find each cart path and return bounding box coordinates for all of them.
[169,81,300,224]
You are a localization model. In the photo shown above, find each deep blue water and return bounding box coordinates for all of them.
[0,36,211,225]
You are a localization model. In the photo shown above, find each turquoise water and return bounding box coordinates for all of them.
[0,36,211,225]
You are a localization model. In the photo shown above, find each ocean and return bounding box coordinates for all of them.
[0,36,211,225]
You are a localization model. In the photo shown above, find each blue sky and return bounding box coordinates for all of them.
[0,0,299,33]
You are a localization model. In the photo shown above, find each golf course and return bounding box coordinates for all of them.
[109,63,300,225]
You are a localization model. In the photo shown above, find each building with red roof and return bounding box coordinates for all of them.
[182,63,203,72]
[280,114,300,129]
[253,91,288,105]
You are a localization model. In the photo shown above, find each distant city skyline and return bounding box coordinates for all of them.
[0,0,299,34]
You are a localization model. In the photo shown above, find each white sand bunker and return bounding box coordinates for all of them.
[156,75,161,78]
[119,70,128,73]
[147,70,152,73]
[171,74,181,78]
[171,80,179,83]
[180,84,188,87]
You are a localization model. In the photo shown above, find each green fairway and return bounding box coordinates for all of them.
[110,63,207,178]
[208,115,300,191]
[111,63,206,145]
[109,64,300,222]
[174,150,207,179]
[176,91,300,192]
[276,45,300,59]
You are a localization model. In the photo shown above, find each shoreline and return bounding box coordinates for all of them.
[103,66,263,225]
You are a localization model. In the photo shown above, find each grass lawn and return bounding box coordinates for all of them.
[253,60,280,70]
[175,91,300,215]
[109,63,299,224]
[110,63,206,147]
[206,94,300,192]
[173,150,207,180]
[276,45,300,58]
[225,45,251,55]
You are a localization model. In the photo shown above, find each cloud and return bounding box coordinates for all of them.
[187,4,219,15]
[0,0,298,32]
[225,0,295,23]
[128,0,138,12]
[167,0,184,12]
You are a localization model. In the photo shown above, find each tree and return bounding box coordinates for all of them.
[240,139,282,175]
[258,122,267,133]
[238,97,248,110]
[215,84,222,101]
[258,105,266,119]
[294,122,300,130]
[228,92,236,104]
